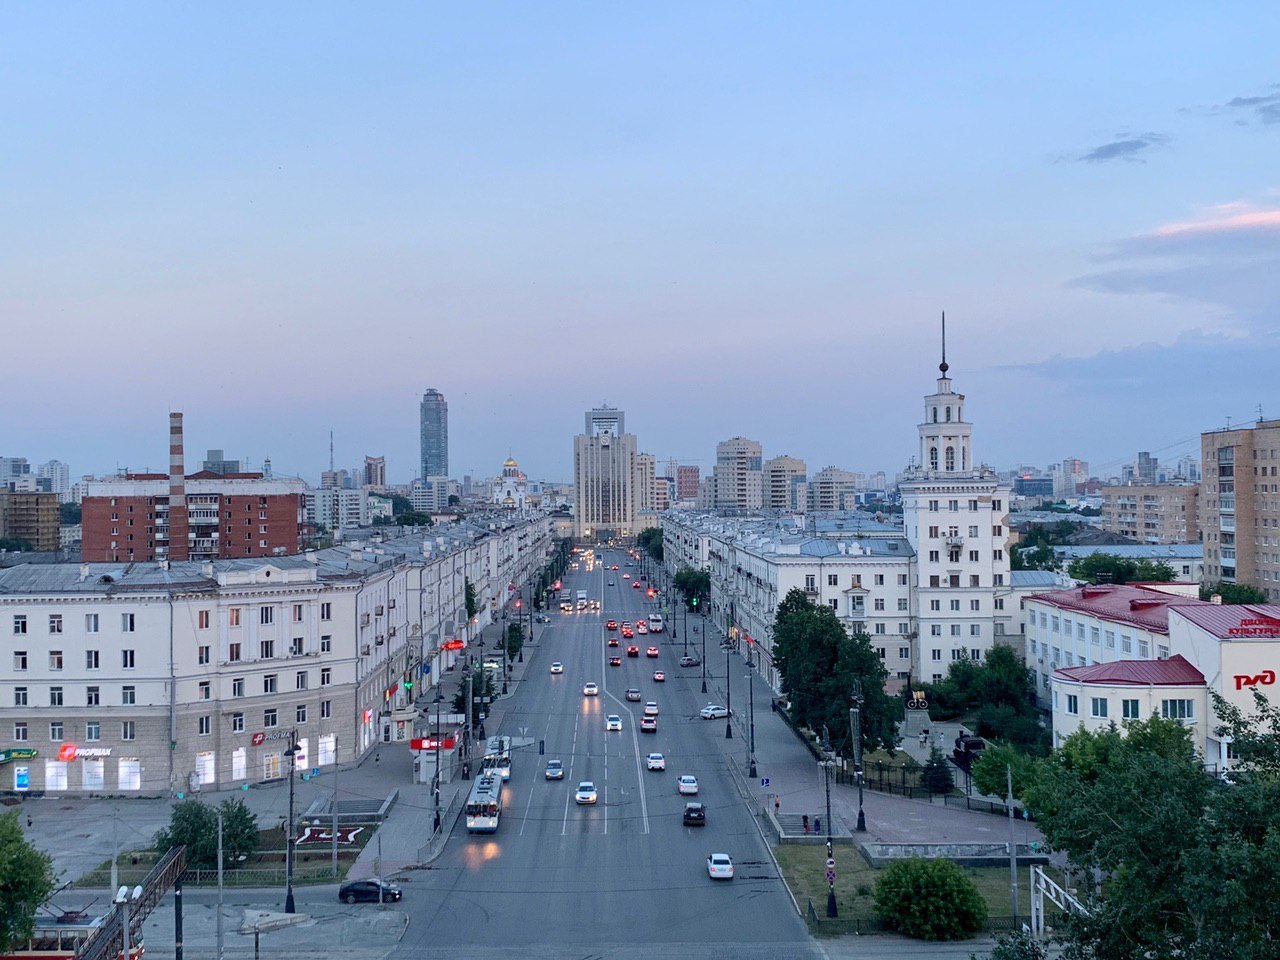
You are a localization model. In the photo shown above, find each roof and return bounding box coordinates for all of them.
[1010,570,1068,589]
[1055,654,1204,687]
[1168,604,1280,640]
[1026,583,1210,634]
[1052,544,1203,560]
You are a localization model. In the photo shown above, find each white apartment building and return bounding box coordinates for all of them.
[306,487,370,532]
[900,347,1012,680]
[763,456,807,513]
[0,514,553,796]
[713,437,763,511]
[807,466,860,513]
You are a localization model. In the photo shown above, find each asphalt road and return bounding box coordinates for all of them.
[389,547,821,960]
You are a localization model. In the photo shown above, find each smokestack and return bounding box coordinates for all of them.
[168,412,189,561]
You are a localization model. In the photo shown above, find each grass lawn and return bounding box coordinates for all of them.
[775,843,1017,936]
[75,823,376,888]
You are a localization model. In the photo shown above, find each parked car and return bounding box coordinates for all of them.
[339,879,402,904]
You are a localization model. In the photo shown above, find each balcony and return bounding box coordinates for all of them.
[945,535,964,547]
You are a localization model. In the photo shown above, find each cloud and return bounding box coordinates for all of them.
[1185,83,1280,125]
[1076,132,1167,164]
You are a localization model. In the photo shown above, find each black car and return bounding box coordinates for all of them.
[339,879,402,903]
[683,802,707,826]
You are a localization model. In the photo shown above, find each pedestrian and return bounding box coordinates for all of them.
[774,795,781,816]
[918,731,928,747]
[814,816,821,835]
[375,753,380,766]
[26,815,32,829]
[802,814,810,833]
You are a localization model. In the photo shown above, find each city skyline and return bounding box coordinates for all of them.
[3,5,1276,481]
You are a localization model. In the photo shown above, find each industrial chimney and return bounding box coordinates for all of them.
[168,412,189,561]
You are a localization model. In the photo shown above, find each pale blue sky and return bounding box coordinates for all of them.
[2,3,1277,483]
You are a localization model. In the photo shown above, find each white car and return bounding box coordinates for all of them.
[583,682,599,696]
[700,704,731,720]
[677,775,699,795]
[707,853,734,881]
[606,715,623,732]
[576,781,597,804]
[646,753,666,771]
[644,702,659,716]
[550,661,564,674]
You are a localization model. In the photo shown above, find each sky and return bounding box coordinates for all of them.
[2,3,1277,485]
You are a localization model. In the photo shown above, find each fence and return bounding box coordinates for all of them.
[181,864,342,887]
[805,907,1030,937]
[415,791,462,863]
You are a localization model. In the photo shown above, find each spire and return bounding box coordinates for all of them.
[939,311,949,376]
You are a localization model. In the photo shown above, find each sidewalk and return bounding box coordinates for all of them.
[696,620,1044,848]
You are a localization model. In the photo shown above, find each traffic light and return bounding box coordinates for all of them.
[691,596,699,608]
[404,678,414,693]
[515,599,522,609]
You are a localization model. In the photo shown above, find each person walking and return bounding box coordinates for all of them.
[774,795,780,816]
[802,814,810,834]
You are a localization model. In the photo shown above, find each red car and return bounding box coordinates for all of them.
[621,627,633,639]
[606,620,618,631]
[632,580,642,589]
[626,645,640,657]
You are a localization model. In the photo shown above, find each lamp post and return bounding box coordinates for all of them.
[433,694,443,832]
[682,598,688,654]
[700,611,708,694]
[821,724,837,918]
[747,659,757,778]
[724,636,733,739]
[284,733,299,914]
[851,682,867,833]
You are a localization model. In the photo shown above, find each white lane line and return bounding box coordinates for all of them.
[519,780,536,836]
[561,711,579,836]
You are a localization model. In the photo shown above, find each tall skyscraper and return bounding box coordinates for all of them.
[573,405,637,538]
[363,455,387,488]
[420,389,449,480]
[713,437,763,510]
[900,317,1012,681]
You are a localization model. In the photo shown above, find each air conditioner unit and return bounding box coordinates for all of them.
[388,598,396,609]
[360,613,370,626]
[375,605,385,616]
[361,645,371,655]
[375,635,385,646]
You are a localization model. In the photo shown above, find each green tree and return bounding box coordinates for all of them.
[390,494,412,516]
[0,811,55,953]
[452,665,495,725]
[921,746,955,794]
[1200,581,1268,604]
[59,502,82,524]
[0,538,33,552]
[636,527,664,562]
[217,798,261,864]
[155,799,220,868]
[464,578,478,619]
[1213,688,1280,775]
[672,567,710,610]
[447,494,461,506]
[874,856,987,940]
[978,930,1052,960]
[395,511,433,526]
[970,743,1038,800]
[1066,553,1175,585]
[505,622,523,660]
[920,647,1045,752]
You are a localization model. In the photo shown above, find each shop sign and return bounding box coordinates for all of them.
[1229,618,1280,638]
[410,736,456,751]
[56,744,113,761]
[1234,669,1277,690]
[250,730,295,746]
[0,748,37,765]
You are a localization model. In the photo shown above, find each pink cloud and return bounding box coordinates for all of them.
[1151,205,1280,238]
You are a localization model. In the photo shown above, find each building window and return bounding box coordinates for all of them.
[86,721,100,742]
[321,635,332,653]
[85,613,99,633]
[232,712,245,733]
[290,637,304,657]
[198,610,211,630]
[296,671,308,691]
[930,624,942,636]
[827,574,838,587]
[260,606,274,626]
[928,500,939,512]
[121,721,136,741]
[875,574,885,586]
[951,649,964,660]
[874,598,885,611]
[1138,640,1150,658]
[898,598,909,611]
[931,649,942,661]
[14,723,27,742]
[899,647,910,659]
[296,704,308,724]
[898,574,908,586]
[121,613,135,633]
[13,615,27,635]
[970,624,981,636]
[930,600,940,611]
[13,650,27,671]
[229,642,242,662]
[264,708,278,729]
[293,604,305,622]
[49,650,63,670]
[122,685,136,705]
[875,623,886,634]
[260,640,275,660]
[1158,645,1169,659]
[232,677,245,698]
[321,602,332,621]
[1066,695,1078,715]
[199,715,211,736]
[829,599,839,611]
[229,608,242,627]
[1122,699,1140,719]
[1091,698,1108,718]
[86,686,99,706]
[198,645,211,665]
[970,600,981,611]
[48,614,63,634]
[950,599,961,611]
[321,700,332,720]
[805,575,816,591]
[199,681,211,701]
[14,687,27,706]
[50,721,64,741]
[264,675,278,694]
[1161,699,1194,721]
[993,574,1004,586]
[929,551,940,562]
[951,624,962,636]
[122,650,135,669]
[86,650,100,670]
[321,667,332,687]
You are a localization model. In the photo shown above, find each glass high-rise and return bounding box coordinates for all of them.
[420,389,449,480]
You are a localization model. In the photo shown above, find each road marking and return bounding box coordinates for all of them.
[519,781,535,836]
[560,711,578,836]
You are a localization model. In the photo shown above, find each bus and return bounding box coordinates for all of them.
[481,735,513,781]
[465,775,503,833]
[647,613,664,633]
[576,589,588,610]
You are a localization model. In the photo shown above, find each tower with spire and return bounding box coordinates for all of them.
[900,314,1013,681]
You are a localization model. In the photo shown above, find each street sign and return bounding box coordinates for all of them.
[760,777,770,787]
[826,869,836,883]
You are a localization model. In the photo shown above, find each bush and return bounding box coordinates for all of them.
[921,746,955,794]
[874,857,988,940]
[154,798,259,869]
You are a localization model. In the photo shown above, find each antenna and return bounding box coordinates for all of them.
[1259,403,1265,423]
[329,431,334,472]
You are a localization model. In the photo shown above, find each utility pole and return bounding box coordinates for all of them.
[1008,764,1019,925]
[724,635,733,739]
[331,747,339,878]
[216,809,224,960]
[850,682,867,832]
[822,724,837,918]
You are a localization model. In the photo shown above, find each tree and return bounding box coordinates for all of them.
[59,502,81,524]
[217,798,261,864]
[978,930,1052,960]
[390,494,412,516]
[155,799,220,868]
[921,647,1045,752]
[1066,553,1175,585]
[464,578,478,619]
[447,494,461,506]
[395,511,432,526]
[505,622,523,660]
[0,538,33,552]
[970,742,1038,800]
[0,811,55,953]
[672,567,710,610]
[874,856,987,940]
[921,746,955,794]
[636,527,663,562]
[1201,581,1268,604]
[1213,688,1280,775]
[452,665,495,725]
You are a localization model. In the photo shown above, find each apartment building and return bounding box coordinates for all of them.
[807,466,860,513]
[0,514,553,796]
[0,492,60,552]
[1201,419,1280,599]
[762,456,806,513]
[1099,483,1198,544]
[713,437,763,511]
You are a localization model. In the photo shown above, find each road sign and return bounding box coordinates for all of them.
[760,777,770,787]
[826,869,836,883]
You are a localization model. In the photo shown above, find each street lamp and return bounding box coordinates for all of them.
[746,660,757,779]
[284,733,300,914]
[433,694,444,832]
[821,725,837,918]
[851,682,867,833]
[724,637,733,739]
[700,611,708,694]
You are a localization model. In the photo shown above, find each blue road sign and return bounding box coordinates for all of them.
[760,777,770,787]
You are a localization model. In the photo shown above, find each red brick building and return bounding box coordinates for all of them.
[81,473,307,562]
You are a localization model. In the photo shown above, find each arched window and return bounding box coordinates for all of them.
[945,446,956,471]
[945,407,952,422]
[932,407,938,423]
[929,447,939,470]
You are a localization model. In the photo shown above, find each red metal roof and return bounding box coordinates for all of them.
[1055,654,1205,687]
[1168,604,1280,640]
[1026,583,1210,635]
